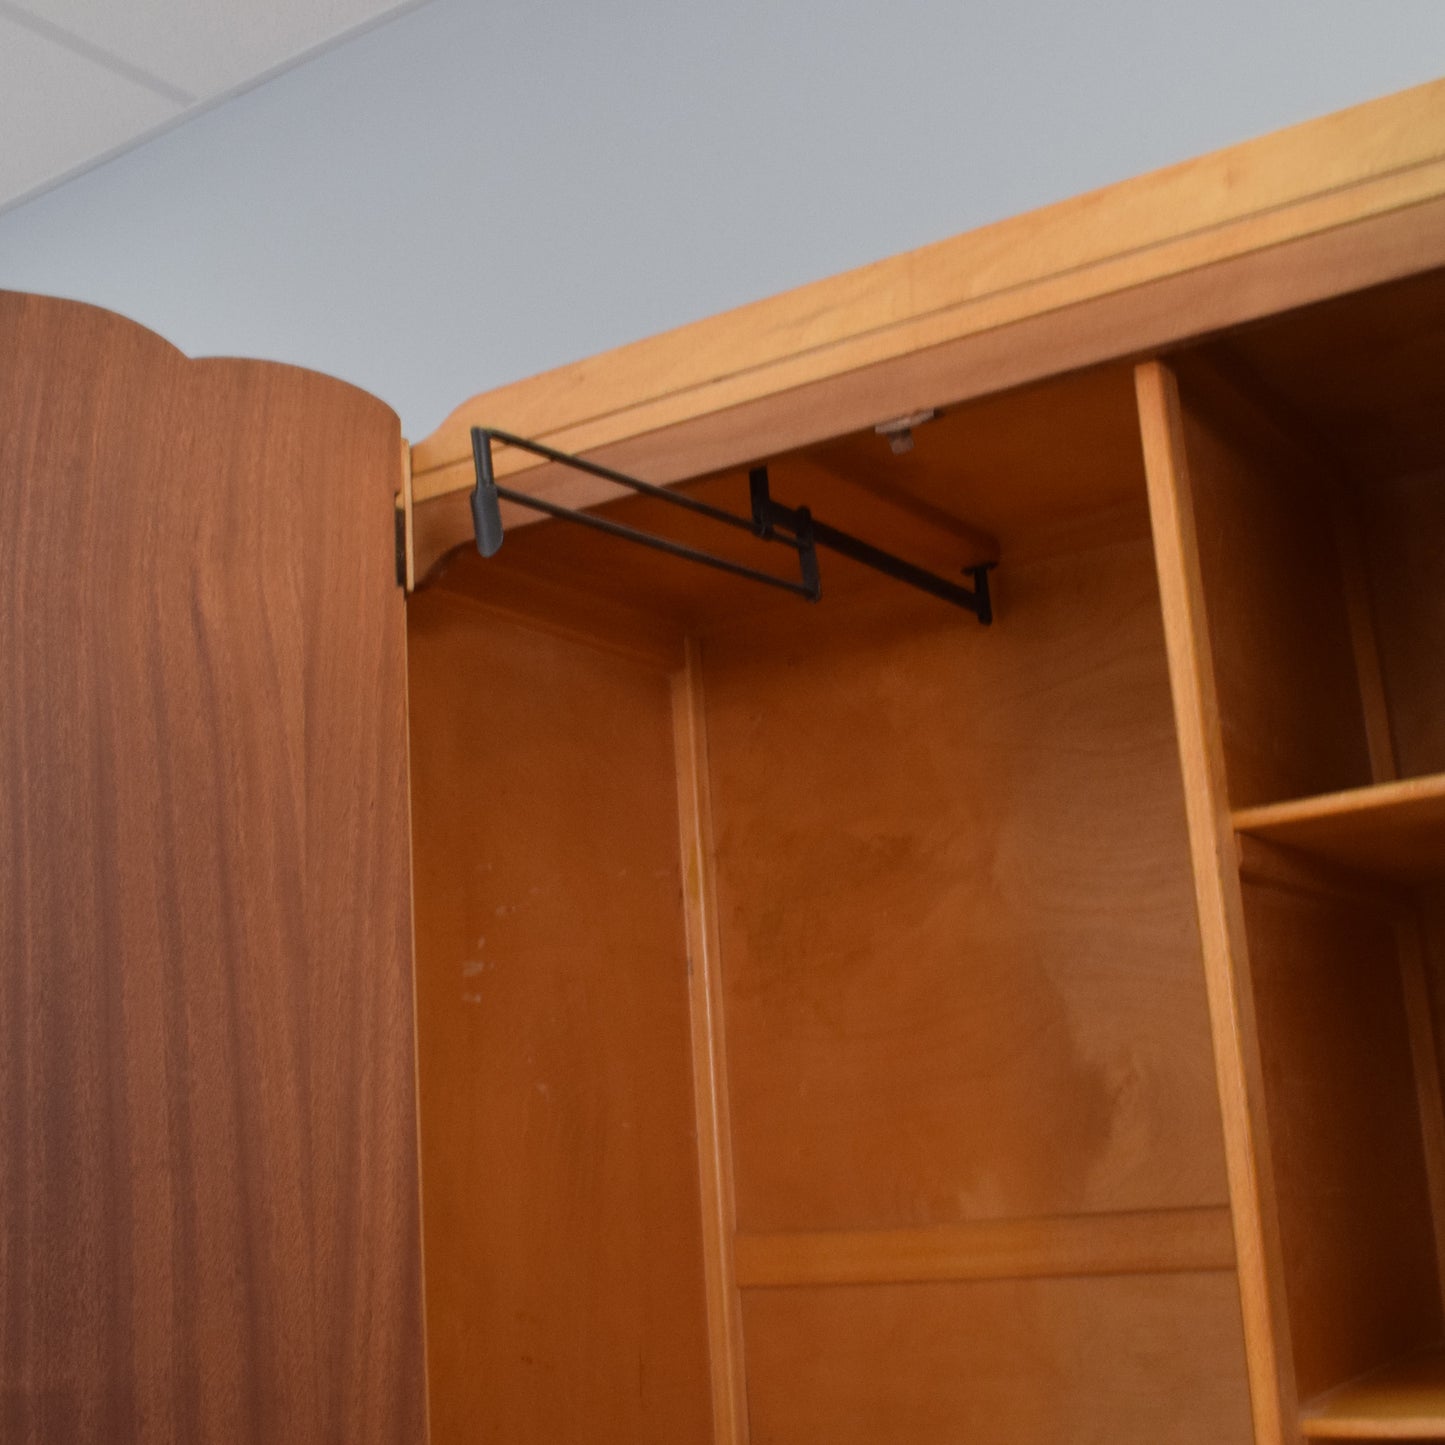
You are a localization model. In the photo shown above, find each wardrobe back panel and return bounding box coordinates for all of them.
[702,535,1228,1233]
[1242,874,1442,1402]
[1219,268,1445,487]
[0,292,424,1444]
[742,1275,1252,1444]
[408,591,713,1445]
[1359,466,1445,778]
[1174,364,1372,808]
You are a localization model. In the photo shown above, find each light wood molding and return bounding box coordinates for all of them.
[1233,773,1445,884]
[1299,1343,1445,1439]
[411,187,1445,582]
[672,642,749,1445]
[409,79,1445,581]
[1136,358,1296,1445]
[734,1208,1235,1289]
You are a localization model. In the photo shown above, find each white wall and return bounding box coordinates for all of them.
[1,0,1442,438]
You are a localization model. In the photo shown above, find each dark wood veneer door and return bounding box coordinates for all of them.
[0,292,426,1443]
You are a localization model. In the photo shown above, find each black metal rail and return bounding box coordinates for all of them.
[469,426,992,621]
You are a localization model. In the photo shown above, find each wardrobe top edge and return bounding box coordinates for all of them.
[410,77,1445,482]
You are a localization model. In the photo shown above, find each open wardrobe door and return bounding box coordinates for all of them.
[0,292,426,1444]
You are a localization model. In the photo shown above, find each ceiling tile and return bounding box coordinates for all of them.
[0,15,181,208]
[5,0,416,97]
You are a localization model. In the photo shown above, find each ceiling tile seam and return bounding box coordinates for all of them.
[0,1,195,105]
[0,0,439,219]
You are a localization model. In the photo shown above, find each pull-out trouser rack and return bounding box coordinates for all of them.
[469,426,993,621]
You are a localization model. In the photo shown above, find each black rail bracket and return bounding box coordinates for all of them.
[750,466,993,623]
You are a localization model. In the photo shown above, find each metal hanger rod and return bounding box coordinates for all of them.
[477,426,801,546]
[485,481,820,599]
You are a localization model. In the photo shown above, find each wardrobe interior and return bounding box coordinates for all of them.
[406,266,1445,1445]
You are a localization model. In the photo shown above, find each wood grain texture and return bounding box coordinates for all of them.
[741,1275,1253,1445]
[1233,775,1445,884]
[1300,1343,1445,1440]
[406,590,712,1445]
[733,1208,1235,1288]
[409,194,1445,580]
[702,532,1229,1233]
[0,292,424,1443]
[1136,359,1295,1445]
[1243,874,1442,1406]
[428,544,685,671]
[672,645,749,1445]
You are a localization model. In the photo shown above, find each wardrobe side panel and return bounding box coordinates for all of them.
[0,293,424,1443]
[407,592,712,1445]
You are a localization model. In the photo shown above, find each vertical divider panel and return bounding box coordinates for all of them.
[1135,359,1296,1445]
[1398,908,1445,1308]
[672,638,750,1445]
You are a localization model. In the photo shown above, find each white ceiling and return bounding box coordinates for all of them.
[0,0,422,210]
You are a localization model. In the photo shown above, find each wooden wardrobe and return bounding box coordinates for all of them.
[4,76,1444,1445]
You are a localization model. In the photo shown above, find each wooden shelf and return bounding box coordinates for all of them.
[1301,1344,1445,1438]
[1233,773,1445,883]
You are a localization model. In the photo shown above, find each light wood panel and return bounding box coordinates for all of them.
[734,1208,1235,1288]
[408,193,1445,580]
[702,532,1229,1233]
[408,194,1445,581]
[0,292,425,1443]
[741,1275,1254,1445]
[1243,876,1442,1406]
[1300,1344,1445,1440]
[798,362,1149,558]
[407,590,713,1445]
[673,645,749,1445]
[1136,359,1295,1445]
[428,544,685,669]
[1233,775,1445,884]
